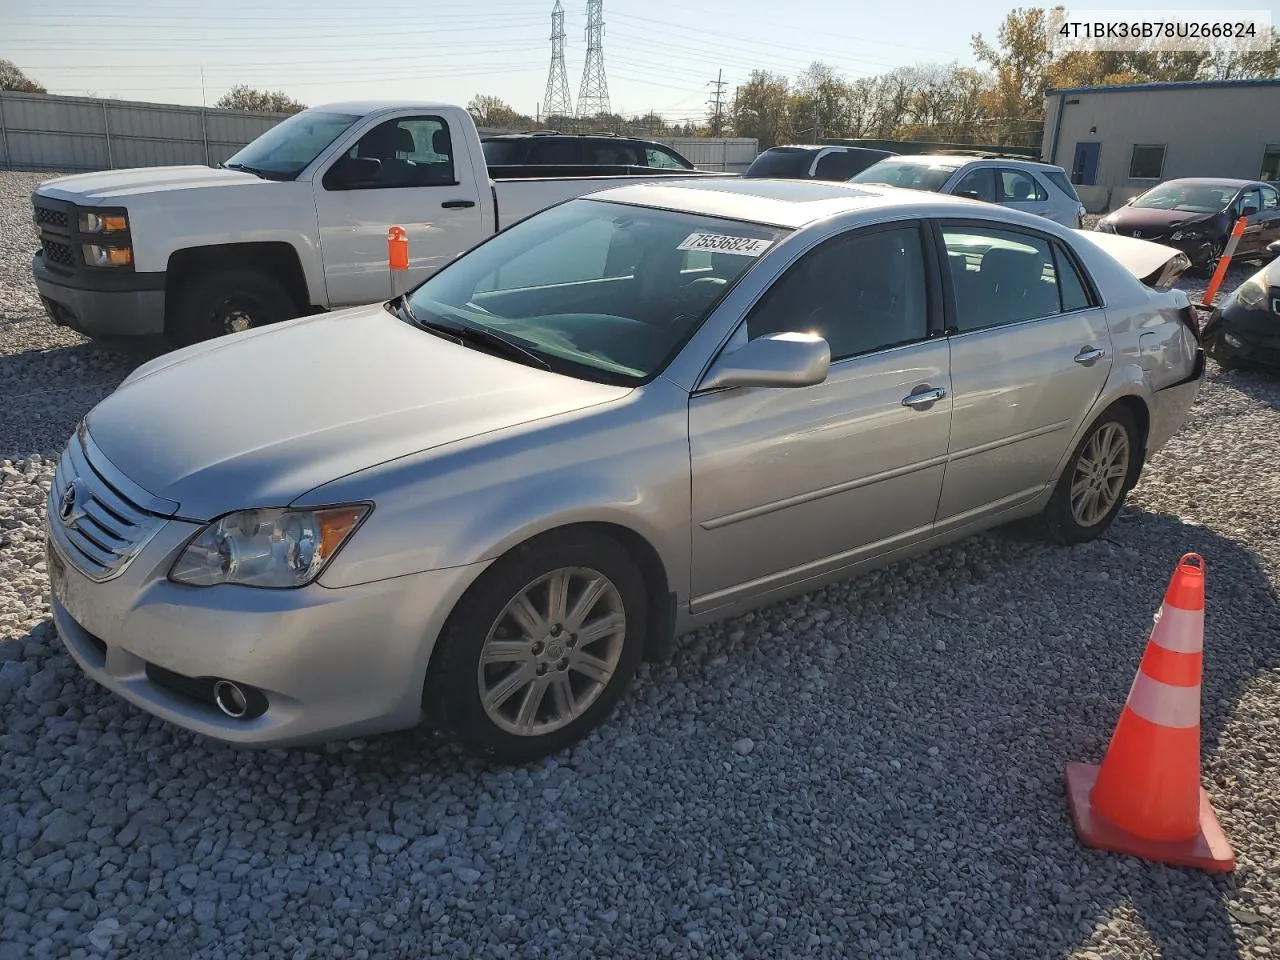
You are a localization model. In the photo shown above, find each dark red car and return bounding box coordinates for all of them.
[1095,178,1280,277]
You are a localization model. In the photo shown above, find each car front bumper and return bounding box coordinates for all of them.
[33,251,167,337]
[46,508,489,747]
[1202,306,1280,369]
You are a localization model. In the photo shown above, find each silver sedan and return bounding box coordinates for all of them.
[45,179,1205,762]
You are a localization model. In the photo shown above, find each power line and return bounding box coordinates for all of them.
[542,0,574,120]
[575,0,610,118]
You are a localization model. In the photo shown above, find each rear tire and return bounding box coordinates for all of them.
[423,528,648,764]
[1036,406,1141,545]
[169,267,298,346]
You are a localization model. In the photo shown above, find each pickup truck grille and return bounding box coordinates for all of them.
[40,238,76,268]
[49,428,166,582]
[34,206,70,229]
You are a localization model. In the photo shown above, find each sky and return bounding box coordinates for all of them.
[4,0,1279,122]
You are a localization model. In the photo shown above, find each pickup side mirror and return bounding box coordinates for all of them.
[1241,204,1259,218]
[324,156,383,190]
[699,332,830,391]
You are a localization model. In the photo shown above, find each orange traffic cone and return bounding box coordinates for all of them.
[1064,553,1234,872]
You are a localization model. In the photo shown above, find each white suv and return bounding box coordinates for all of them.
[851,154,1088,228]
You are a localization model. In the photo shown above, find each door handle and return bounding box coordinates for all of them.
[1074,346,1105,365]
[901,386,947,408]
[441,199,477,209]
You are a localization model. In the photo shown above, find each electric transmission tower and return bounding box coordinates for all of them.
[542,0,574,123]
[576,0,611,120]
[707,70,727,136]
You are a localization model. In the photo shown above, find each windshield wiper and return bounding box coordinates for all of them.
[223,161,268,179]
[392,296,551,371]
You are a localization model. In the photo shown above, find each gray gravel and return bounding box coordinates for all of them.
[2,172,1278,959]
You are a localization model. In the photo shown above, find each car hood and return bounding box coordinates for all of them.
[34,165,272,202]
[85,304,631,521]
[1104,207,1212,233]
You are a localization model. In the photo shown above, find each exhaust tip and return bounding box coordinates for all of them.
[213,680,250,719]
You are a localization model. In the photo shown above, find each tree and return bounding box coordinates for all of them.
[215,85,306,114]
[730,70,792,148]
[0,59,46,93]
[971,7,1055,125]
[466,94,529,129]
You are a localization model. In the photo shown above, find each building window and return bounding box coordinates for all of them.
[1261,144,1280,182]
[1129,145,1165,180]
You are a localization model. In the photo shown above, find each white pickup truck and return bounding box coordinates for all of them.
[31,100,731,343]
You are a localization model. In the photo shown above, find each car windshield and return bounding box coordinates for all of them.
[223,110,361,180]
[1130,182,1237,213]
[745,150,815,178]
[850,159,958,191]
[403,198,789,385]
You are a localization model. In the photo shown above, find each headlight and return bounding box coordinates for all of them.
[1170,229,1203,241]
[1096,219,1115,233]
[1235,271,1269,309]
[78,211,128,234]
[81,244,133,267]
[170,505,370,588]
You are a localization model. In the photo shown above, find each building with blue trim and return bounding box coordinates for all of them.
[1041,79,1280,212]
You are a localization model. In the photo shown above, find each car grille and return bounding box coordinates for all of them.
[40,238,75,268]
[49,428,167,582]
[34,205,69,229]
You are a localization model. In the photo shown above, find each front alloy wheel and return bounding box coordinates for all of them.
[478,567,627,737]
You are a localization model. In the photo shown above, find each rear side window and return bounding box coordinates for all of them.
[585,140,643,165]
[482,140,526,165]
[1043,169,1081,202]
[813,151,865,180]
[528,139,583,165]
[745,149,815,178]
[942,227,1063,331]
[998,169,1049,203]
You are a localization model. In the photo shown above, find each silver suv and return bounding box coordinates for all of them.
[851,154,1088,228]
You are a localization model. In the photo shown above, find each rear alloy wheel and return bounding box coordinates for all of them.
[1037,407,1140,545]
[424,529,647,763]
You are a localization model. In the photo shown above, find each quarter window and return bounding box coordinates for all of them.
[327,117,455,189]
[998,169,1048,202]
[646,146,689,169]
[746,225,929,361]
[1129,145,1166,180]
[942,227,1091,332]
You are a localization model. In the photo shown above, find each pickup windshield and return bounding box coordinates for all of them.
[850,159,958,191]
[404,198,789,385]
[223,110,361,180]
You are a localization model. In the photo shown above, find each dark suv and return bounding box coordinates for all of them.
[744,145,896,181]
[481,133,695,172]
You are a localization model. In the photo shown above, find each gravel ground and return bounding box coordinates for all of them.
[1,172,1277,959]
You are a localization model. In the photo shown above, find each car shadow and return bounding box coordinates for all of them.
[2,501,1274,958]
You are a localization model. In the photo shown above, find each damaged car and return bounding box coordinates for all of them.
[1201,240,1280,371]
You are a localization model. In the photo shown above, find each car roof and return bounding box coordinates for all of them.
[584,177,991,229]
[312,100,457,115]
[1155,177,1255,189]
[879,154,1063,172]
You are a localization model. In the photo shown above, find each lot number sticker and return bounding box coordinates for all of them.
[677,233,774,256]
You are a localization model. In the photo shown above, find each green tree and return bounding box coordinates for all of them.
[0,59,46,93]
[215,85,306,115]
[730,70,792,148]
[971,7,1055,123]
[467,94,530,129]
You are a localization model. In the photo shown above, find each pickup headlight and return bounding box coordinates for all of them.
[1170,229,1203,241]
[78,212,128,234]
[170,505,370,588]
[1234,270,1269,309]
[81,244,133,267]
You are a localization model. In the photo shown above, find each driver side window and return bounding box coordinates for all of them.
[745,224,929,362]
[1238,187,1263,216]
[324,116,456,190]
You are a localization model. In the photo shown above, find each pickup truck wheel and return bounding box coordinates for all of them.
[1036,406,1140,545]
[424,529,647,764]
[170,268,298,346]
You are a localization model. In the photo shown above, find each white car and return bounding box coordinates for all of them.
[851,155,1088,228]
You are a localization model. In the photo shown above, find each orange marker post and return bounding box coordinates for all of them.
[1200,217,1247,307]
[387,225,409,298]
[1064,553,1234,872]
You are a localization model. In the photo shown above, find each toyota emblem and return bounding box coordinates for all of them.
[59,480,84,527]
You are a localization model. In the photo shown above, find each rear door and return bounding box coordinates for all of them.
[997,167,1052,220]
[934,220,1113,530]
[313,114,486,307]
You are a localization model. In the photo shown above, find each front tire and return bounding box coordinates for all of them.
[1036,406,1141,545]
[424,529,648,763]
[169,267,298,346]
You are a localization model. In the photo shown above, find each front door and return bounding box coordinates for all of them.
[1259,183,1280,248]
[936,221,1113,528]
[688,221,952,612]
[1071,142,1100,186]
[313,114,486,307]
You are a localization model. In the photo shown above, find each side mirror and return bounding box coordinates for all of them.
[699,332,830,391]
[326,156,382,190]
[1267,239,1280,257]
[956,190,983,202]
[1123,195,1136,205]
[1242,204,1259,218]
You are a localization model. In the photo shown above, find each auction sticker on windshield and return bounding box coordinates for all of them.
[677,233,774,256]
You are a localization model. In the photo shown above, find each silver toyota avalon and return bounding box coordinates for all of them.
[45,179,1205,762]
